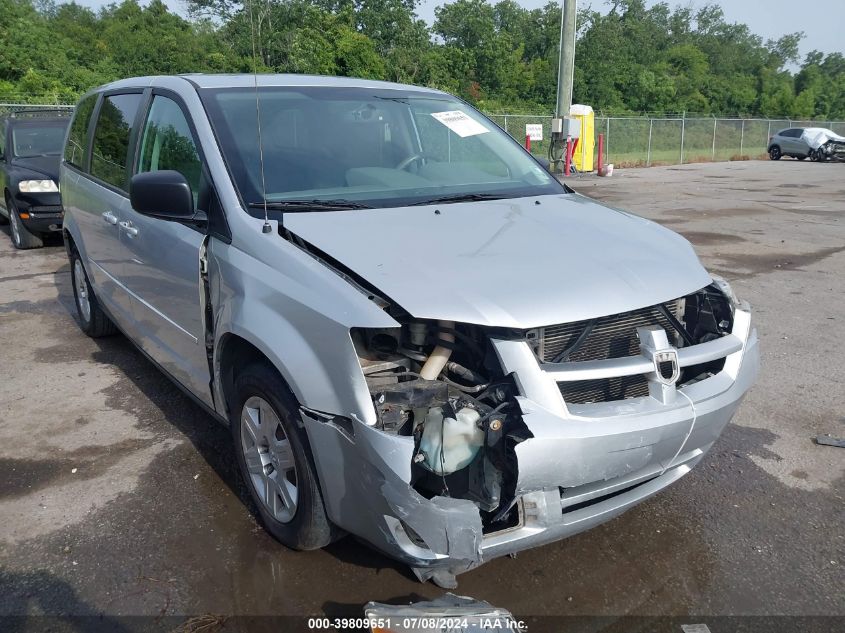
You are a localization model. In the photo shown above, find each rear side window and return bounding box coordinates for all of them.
[64,94,97,169]
[90,93,143,190]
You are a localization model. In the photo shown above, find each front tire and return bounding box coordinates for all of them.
[70,249,118,337]
[232,362,333,550]
[7,196,43,249]
[768,146,781,161]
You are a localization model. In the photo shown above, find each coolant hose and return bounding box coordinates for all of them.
[419,320,455,380]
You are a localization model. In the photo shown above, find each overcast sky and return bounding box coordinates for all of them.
[74,0,844,61]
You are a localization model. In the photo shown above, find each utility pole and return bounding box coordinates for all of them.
[555,0,577,118]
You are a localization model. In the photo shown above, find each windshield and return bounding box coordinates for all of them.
[200,86,564,210]
[12,122,68,157]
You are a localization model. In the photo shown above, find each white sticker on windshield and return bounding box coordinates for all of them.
[430,110,489,138]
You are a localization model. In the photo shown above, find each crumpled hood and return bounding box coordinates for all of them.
[11,155,61,181]
[285,193,712,328]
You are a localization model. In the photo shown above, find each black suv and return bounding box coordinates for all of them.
[0,110,70,249]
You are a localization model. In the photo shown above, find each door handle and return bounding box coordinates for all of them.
[119,220,139,237]
[102,211,118,225]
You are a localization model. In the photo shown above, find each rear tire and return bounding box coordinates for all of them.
[69,248,118,337]
[7,196,43,249]
[768,146,781,160]
[231,362,333,551]
[797,155,806,160]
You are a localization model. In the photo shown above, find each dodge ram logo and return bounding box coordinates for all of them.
[654,350,680,385]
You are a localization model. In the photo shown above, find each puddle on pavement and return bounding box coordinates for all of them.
[0,439,156,501]
[678,231,748,246]
[716,245,845,277]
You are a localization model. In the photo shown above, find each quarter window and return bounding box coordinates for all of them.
[90,93,143,190]
[137,96,202,207]
[64,94,97,169]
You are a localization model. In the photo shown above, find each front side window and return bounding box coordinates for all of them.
[12,122,69,158]
[64,94,97,169]
[137,96,202,207]
[201,86,563,210]
[90,93,143,190]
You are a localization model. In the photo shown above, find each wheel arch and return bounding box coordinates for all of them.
[63,226,76,258]
[61,211,87,261]
[217,333,275,419]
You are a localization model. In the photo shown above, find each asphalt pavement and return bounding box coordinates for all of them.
[0,159,842,632]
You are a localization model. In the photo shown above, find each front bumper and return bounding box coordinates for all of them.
[302,307,759,584]
[15,193,63,233]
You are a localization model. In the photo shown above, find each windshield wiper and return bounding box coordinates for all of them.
[248,199,374,211]
[409,193,508,206]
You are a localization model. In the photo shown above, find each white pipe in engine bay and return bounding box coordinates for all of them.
[419,320,455,380]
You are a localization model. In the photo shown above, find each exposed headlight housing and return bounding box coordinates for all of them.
[710,273,739,309]
[19,179,58,193]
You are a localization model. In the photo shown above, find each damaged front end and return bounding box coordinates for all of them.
[301,281,758,588]
[804,127,845,162]
[339,319,532,587]
[355,321,531,525]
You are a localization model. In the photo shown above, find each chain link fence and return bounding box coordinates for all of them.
[487,112,845,168]
[0,102,75,118]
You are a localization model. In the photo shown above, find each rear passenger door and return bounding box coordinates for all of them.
[120,93,213,406]
[74,92,144,327]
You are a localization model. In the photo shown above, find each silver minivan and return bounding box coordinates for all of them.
[61,75,759,588]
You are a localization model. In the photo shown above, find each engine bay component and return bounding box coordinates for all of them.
[355,319,527,524]
[417,406,484,475]
[419,320,455,380]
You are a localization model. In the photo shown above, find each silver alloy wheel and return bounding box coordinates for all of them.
[9,206,21,246]
[241,395,299,523]
[73,258,92,324]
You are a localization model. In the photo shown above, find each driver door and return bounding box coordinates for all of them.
[120,94,213,406]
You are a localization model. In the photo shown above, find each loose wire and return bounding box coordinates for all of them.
[662,388,697,476]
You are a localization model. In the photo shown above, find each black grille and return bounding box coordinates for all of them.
[558,375,650,404]
[540,302,681,363]
[541,302,682,405]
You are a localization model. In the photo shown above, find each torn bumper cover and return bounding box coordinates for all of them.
[301,410,483,587]
[301,307,759,583]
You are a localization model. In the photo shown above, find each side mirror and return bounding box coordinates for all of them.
[130,170,194,220]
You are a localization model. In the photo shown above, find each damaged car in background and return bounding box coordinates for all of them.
[767,126,845,162]
[804,127,845,162]
[61,75,760,590]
